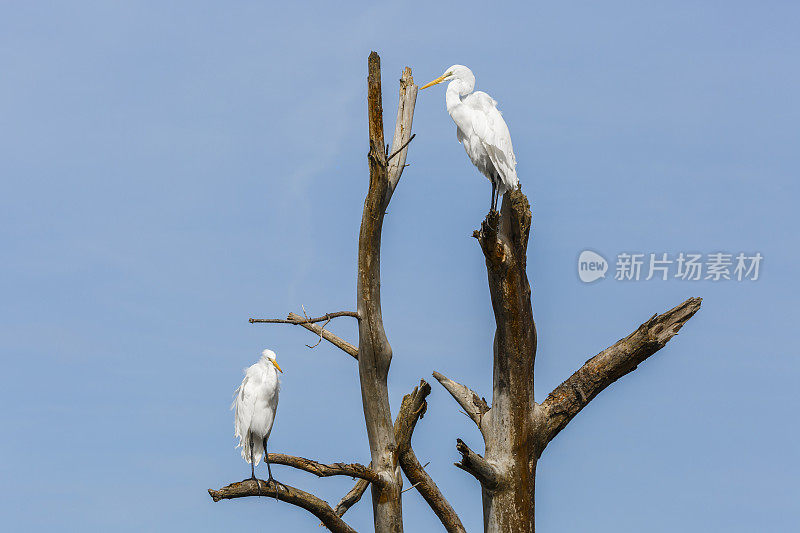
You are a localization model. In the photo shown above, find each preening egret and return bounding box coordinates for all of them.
[233,349,283,492]
[421,65,519,212]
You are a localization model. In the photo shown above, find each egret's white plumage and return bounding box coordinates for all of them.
[422,65,518,211]
[233,349,282,480]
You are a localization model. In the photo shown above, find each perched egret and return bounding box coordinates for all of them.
[233,349,283,492]
[421,65,519,212]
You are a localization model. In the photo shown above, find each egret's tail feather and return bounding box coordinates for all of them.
[239,432,265,466]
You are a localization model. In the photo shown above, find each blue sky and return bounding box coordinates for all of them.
[1,1,798,531]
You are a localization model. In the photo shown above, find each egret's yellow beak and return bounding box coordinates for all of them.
[420,74,448,90]
[273,361,283,373]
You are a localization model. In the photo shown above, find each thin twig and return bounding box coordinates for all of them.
[287,313,358,360]
[399,461,430,494]
[401,481,422,494]
[386,133,416,163]
[306,317,332,349]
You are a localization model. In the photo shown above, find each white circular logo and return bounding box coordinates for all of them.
[578,250,608,283]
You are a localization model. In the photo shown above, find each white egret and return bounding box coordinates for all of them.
[421,65,519,212]
[233,348,283,492]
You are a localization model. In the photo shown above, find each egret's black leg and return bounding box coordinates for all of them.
[490,180,497,213]
[249,434,255,479]
[264,437,273,481]
[249,434,261,495]
[264,438,287,498]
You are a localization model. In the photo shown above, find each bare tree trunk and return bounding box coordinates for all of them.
[357,51,416,533]
[476,192,539,533]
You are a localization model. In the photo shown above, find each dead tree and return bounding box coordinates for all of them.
[209,52,702,533]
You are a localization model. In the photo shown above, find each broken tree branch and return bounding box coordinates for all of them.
[267,453,380,483]
[454,439,499,490]
[286,312,358,359]
[209,478,356,533]
[395,380,466,533]
[432,371,490,434]
[541,296,702,445]
[249,311,359,324]
[394,380,430,452]
[335,478,370,518]
[386,67,418,200]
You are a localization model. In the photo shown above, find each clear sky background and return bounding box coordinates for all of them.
[1,1,798,531]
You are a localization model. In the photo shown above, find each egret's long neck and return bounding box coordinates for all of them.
[446,80,474,133]
[445,81,466,113]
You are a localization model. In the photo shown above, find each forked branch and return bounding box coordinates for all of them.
[358,51,413,532]
[395,380,466,533]
[209,454,376,530]
[432,371,490,433]
[209,479,356,533]
[332,380,467,532]
[541,297,702,444]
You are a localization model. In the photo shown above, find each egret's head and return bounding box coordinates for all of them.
[261,349,283,373]
[421,65,475,95]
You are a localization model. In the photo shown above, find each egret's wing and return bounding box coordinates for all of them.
[463,91,518,190]
[232,373,255,442]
